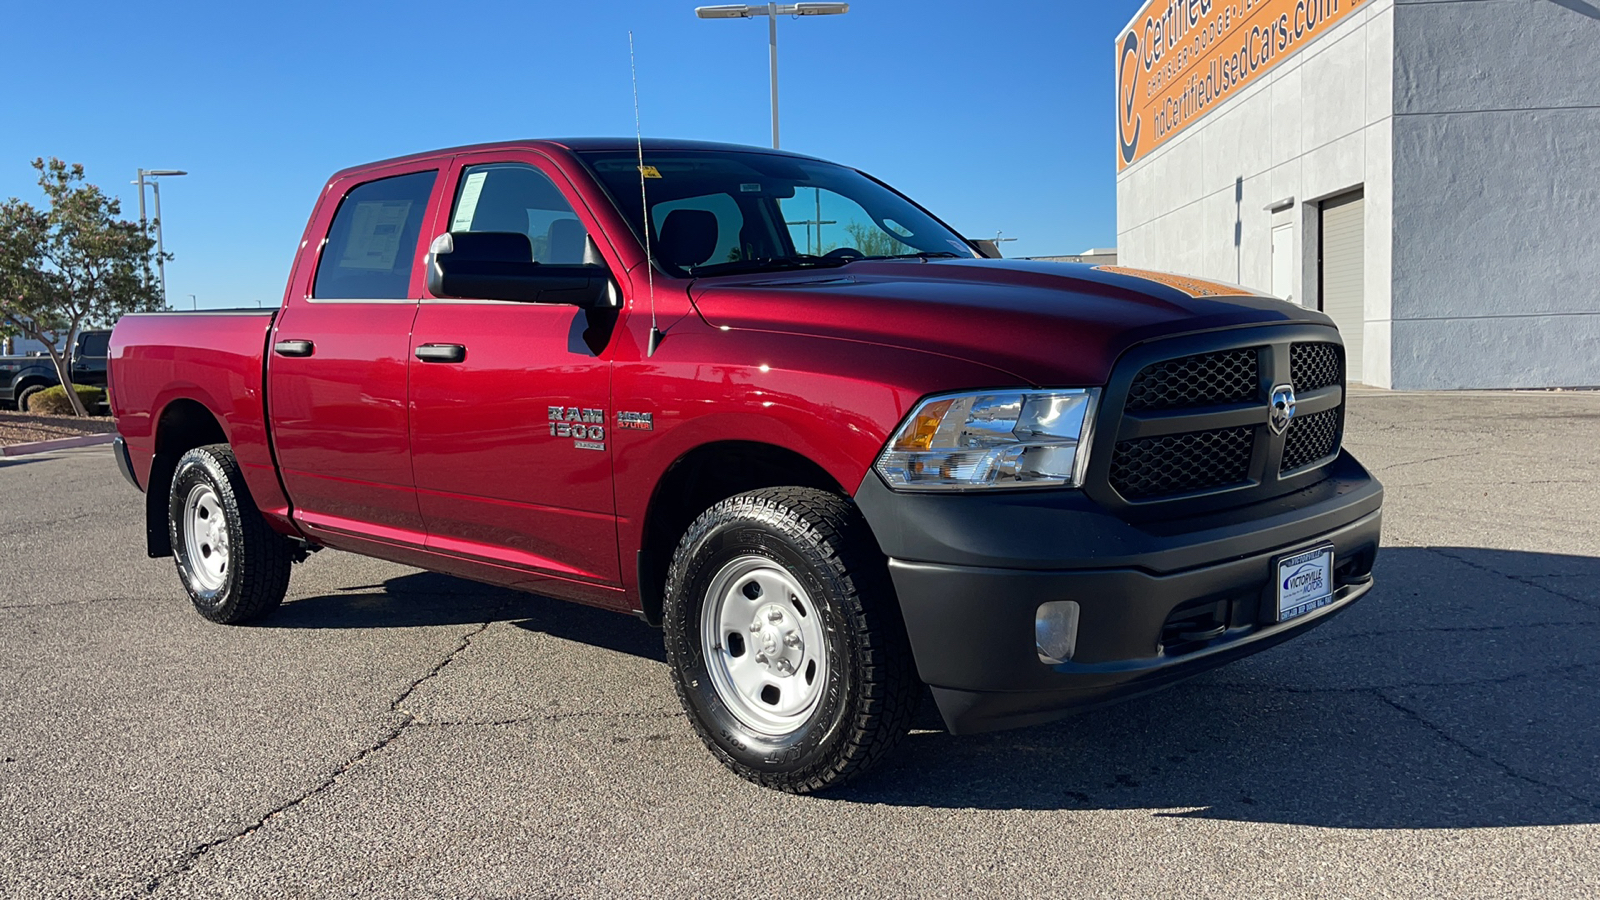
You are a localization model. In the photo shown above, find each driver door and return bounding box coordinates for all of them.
[407,152,623,603]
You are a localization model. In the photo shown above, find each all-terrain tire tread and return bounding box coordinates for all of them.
[173,444,293,624]
[663,486,919,793]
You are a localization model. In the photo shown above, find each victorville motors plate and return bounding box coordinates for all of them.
[1277,544,1335,622]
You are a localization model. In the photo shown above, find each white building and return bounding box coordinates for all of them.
[1115,0,1600,389]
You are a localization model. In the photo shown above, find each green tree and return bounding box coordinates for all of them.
[836,222,914,258]
[0,158,164,416]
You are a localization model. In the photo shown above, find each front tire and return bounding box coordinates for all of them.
[663,487,918,793]
[168,444,292,624]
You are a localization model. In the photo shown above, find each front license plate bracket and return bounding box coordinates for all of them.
[1276,544,1335,623]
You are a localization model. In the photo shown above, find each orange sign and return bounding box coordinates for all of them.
[1117,0,1368,171]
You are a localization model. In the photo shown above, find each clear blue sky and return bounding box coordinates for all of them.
[1,0,1142,310]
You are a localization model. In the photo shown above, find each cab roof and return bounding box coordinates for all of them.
[328,138,828,181]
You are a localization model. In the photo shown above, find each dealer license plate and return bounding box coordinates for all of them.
[1276,545,1335,622]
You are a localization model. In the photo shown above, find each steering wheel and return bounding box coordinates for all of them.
[824,247,865,260]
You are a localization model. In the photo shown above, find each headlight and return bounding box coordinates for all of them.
[875,388,1099,491]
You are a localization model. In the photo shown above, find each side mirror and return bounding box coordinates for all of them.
[426,232,613,307]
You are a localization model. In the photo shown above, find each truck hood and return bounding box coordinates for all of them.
[688,259,1331,386]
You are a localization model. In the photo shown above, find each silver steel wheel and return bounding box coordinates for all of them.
[182,483,230,592]
[701,555,830,736]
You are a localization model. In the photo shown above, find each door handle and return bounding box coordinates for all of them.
[414,343,466,363]
[273,340,315,357]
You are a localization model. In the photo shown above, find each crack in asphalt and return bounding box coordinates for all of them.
[1372,452,1484,474]
[1299,621,1600,646]
[1385,480,1594,489]
[1374,691,1600,816]
[1428,547,1600,611]
[410,710,686,729]
[1211,660,1600,695]
[0,595,172,612]
[0,509,121,538]
[139,616,503,897]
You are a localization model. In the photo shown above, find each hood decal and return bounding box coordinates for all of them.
[1092,266,1260,299]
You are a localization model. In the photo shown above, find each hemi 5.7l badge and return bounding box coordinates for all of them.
[616,411,654,431]
[549,406,606,451]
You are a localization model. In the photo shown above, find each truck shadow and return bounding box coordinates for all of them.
[829,546,1600,828]
[270,546,1600,828]
[268,570,667,663]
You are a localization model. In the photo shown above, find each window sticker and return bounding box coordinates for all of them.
[451,171,489,232]
[338,200,412,270]
[740,183,762,193]
[638,165,662,179]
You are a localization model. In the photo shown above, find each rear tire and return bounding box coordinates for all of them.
[16,383,46,413]
[168,444,292,624]
[663,487,918,793]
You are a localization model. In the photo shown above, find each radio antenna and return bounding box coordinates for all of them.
[630,31,663,357]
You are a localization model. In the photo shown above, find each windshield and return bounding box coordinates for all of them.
[578,149,978,277]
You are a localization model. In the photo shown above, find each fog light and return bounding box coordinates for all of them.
[1035,601,1080,664]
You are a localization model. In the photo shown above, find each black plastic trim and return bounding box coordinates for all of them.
[853,436,1383,735]
[888,506,1381,734]
[112,435,139,491]
[855,449,1381,574]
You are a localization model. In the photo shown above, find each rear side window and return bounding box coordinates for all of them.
[313,170,437,299]
[78,332,110,357]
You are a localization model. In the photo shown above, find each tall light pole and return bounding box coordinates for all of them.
[694,3,849,149]
[133,168,187,307]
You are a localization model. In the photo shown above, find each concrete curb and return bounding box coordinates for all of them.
[0,433,115,457]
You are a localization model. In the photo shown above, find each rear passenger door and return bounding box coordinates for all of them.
[406,151,623,601]
[268,164,439,544]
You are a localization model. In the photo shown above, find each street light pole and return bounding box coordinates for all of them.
[132,169,187,307]
[694,3,850,149]
[768,4,780,149]
[135,170,149,289]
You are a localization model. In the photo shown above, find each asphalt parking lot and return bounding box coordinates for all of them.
[2,389,1598,899]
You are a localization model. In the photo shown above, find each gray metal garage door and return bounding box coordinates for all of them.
[1320,190,1365,382]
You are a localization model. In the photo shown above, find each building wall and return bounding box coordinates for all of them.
[2,336,49,356]
[1389,0,1600,389]
[1118,1,1397,385]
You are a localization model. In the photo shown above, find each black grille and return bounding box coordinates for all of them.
[1110,427,1254,499]
[1125,349,1259,411]
[1281,408,1342,472]
[1291,343,1343,392]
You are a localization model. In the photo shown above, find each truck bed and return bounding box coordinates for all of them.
[109,309,293,527]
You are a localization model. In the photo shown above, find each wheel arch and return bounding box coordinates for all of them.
[144,398,229,557]
[635,440,853,626]
[11,375,56,408]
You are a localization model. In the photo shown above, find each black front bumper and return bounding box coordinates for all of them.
[854,451,1383,734]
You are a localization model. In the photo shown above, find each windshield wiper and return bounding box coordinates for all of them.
[687,255,853,277]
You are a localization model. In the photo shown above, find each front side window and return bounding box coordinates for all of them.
[448,163,590,265]
[313,170,437,299]
[580,150,977,277]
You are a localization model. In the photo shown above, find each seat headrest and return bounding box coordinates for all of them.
[546,218,588,264]
[657,209,718,270]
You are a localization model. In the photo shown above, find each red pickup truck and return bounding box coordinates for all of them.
[109,139,1382,792]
